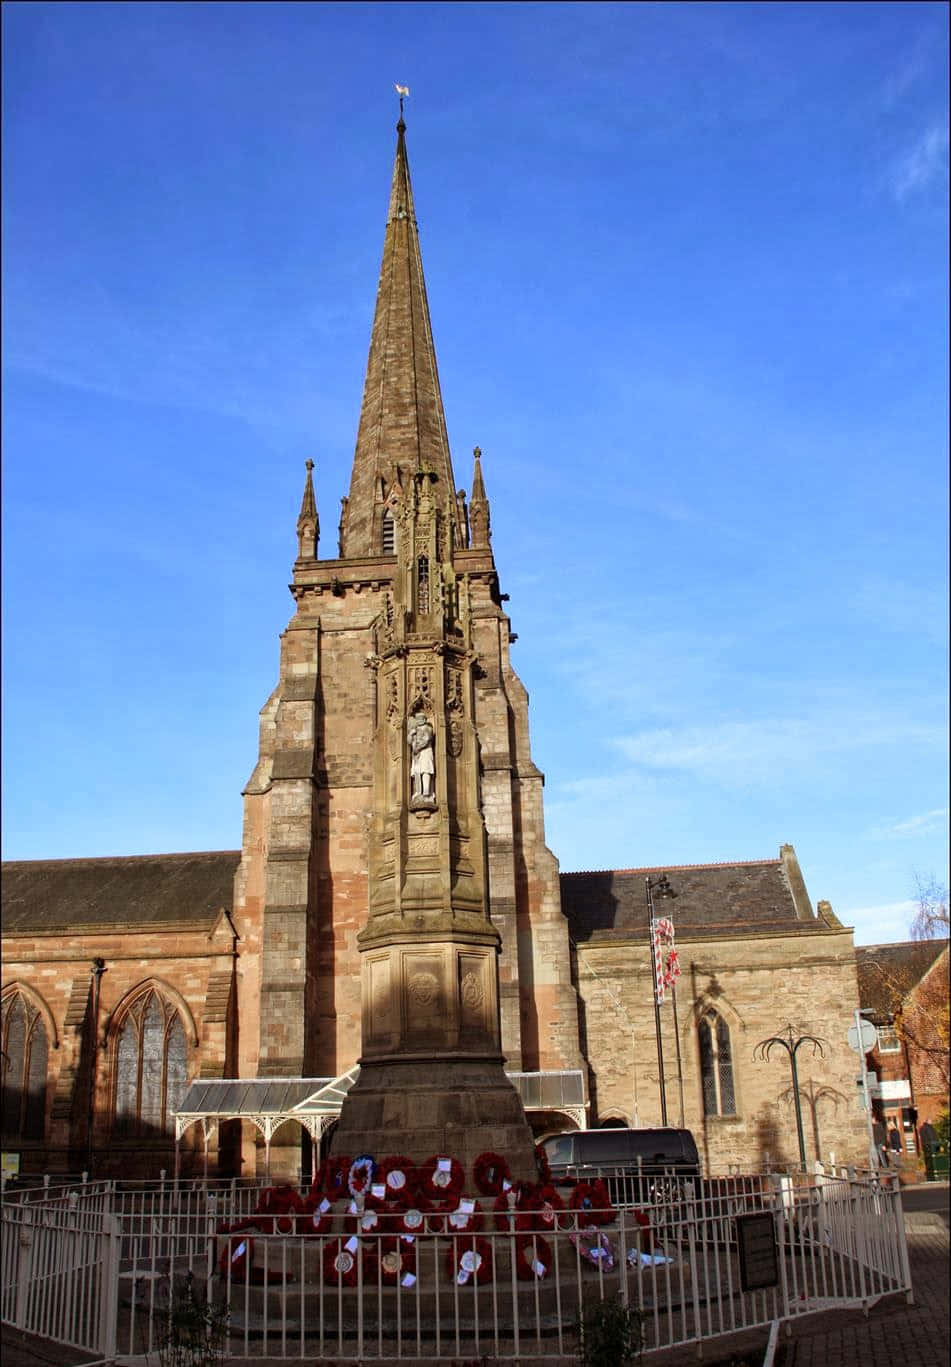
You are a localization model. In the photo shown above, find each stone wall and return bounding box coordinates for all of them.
[574,927,869,1171]
[1,918,235,1177]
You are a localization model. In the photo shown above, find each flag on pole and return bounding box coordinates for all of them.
[654,917,680,1004]
[395,85,410,97]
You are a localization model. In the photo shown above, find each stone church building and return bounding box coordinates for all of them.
[1,120,869,1180]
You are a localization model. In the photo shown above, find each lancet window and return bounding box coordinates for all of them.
[698,1009,736,1117]
[382,508,396,554]
[1,991,50,1140]
[113,990,187,1136]
[417,555,430,612]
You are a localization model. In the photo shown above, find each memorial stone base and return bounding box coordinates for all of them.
[330,1057,539,1182]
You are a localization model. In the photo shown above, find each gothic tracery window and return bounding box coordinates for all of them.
[1,991,50,1140]
[113,990,187,1136]
[698,1009,736,1117]
[416,555,430,612]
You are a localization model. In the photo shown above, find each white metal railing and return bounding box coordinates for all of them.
[2,1167,912,1362]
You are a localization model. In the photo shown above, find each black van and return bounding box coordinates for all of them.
[542,1127,700,1206]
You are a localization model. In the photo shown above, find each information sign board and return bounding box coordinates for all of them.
[736,1211,779,1292]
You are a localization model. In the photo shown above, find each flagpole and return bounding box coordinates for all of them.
[646,876,669,1127]
[672,978,686,1128]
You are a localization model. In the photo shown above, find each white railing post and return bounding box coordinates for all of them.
[775,1198,791,1323]
[98,1213,121,1360]
[890,1178,914,1305]
[14,1207,34,1328]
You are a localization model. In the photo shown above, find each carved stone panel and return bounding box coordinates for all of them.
[402,951,446,1045]
[458,951,493,1039]
[367,954,395,1045]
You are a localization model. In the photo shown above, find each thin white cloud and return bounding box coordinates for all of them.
[842,899,918,946]
[870,808,949,840]
[889,123,949,202]
[611,715,941,787]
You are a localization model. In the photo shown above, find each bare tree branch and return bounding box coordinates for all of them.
[911,874,949,941]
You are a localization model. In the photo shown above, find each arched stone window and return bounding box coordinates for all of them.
[698,1009,736,1117]
[113,990,187,1136]
[1,991,50,1140]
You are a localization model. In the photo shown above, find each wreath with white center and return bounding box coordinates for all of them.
[348,1154,376,1201]
[446,1235,494,1285]
[514,1231,552,1279]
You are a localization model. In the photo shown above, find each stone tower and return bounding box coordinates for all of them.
[230,116,584,1177]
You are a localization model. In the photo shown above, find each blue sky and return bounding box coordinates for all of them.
[2,2,947,945]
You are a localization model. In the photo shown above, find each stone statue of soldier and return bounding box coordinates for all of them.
[408,713,435,799]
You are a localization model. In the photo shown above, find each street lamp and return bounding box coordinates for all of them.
[645,874,677,1127]
[753,1024,827,1171]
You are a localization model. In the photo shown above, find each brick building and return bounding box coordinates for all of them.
[2,119,878,1179]
[856,940,950,1154]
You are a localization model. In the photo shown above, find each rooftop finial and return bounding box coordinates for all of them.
[297,458,319,559]
[395,83,410,129]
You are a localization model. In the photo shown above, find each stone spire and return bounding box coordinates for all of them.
[468,445,491,549]
[339,118,461,559]
[296,458,319,559]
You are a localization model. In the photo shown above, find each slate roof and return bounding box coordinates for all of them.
[855,940,949,1021]
[1,851,241,935]
[560,858,819,942]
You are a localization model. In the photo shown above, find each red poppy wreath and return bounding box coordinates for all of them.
[472,1150,512,1197]
[299,1192,335,1236]
[514,1231,553,1280]
[378,1236,418,1287]
[218,1232,255,1282]
[515,1184,568,1233]
[418,1154,465,1201]
[322,1154,353,1201]
[447,1235,494,1286]
[393,1193,432,1236]
[569,1179,614,1227]
[377,1154,419,1200]
[253,1184,305,1234]
[322,1235,376,1287]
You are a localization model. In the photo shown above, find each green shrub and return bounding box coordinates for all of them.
[577,1295,645,1366]
[156,1275,228,1367]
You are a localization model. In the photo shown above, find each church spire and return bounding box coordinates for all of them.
[339,118,461,559]
[468,445,491,548]
[296,458,319,559]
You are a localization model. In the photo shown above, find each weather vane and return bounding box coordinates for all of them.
[395,84,410,119]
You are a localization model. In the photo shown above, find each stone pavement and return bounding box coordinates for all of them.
[774,1220,949,1367]
[1,1217,947,1366]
